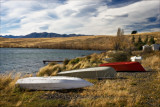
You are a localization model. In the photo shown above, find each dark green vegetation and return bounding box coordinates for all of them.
[108,52,130,62]
[133,35,156,50]
[131,30,137,34]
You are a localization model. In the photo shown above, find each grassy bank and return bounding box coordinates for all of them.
[0,32,160,50]
[0,51,160,106]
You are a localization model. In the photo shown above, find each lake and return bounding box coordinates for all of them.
[0,48,102,74]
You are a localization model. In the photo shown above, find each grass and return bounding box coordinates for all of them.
[37,63,62,76]
[142,55,160,70]
[0,32,160,106]
[0,32,159,50]
[37,52,109,76]
[0,51,160,106]
[0,35,114,50]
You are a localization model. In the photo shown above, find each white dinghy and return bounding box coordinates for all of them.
[57,67,117,79]
[16,76,93,90]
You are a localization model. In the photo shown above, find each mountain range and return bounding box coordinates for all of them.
[0,32,87,38]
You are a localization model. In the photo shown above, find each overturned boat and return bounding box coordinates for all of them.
[100,62,146,72]
[57,67,117,79]
[16,76,93,90]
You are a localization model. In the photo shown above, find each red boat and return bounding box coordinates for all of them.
[99,62,146,72]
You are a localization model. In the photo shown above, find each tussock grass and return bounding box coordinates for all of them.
[1,67,160,106]
[37,50,131,77]
[37,63,63,76]
[0,43,160,106]
[142,55,160,70]
[1,32,159,50]
[0,73,69,106]
[37,52,109,76]
[0,73,21,93]
[69,78,153,107]
[35,51,160,107]
[0,36,114,50]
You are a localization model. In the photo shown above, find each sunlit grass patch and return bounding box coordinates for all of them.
[142,55,160,71]
[0,73,21,93]
[37,63,62,76]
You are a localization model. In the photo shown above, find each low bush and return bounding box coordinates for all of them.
[108,52,130,62]
[37,64,62,76]
[69,58,80,65]
[143,47,153,53]
[63,58,70,65]
[85,55,91,60]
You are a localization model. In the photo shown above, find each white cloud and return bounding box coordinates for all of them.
[0,0,159,35]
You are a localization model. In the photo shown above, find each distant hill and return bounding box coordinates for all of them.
[0,32,87,38]
[0,35,23,38]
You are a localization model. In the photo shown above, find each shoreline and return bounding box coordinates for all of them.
[0,48,103,75]
[0,47,106,51]
[0,51,160,106]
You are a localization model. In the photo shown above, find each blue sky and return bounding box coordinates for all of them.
[0,0,160,36]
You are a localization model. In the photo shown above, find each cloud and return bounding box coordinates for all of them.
[39,25,49,30]
[0,0,160,36]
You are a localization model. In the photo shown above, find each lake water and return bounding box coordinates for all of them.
[0,48,102,74]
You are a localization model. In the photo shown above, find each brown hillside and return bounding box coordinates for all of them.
[0,32,159,50]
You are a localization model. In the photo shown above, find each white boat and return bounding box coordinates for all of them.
[130,56,142,62]
[57,67,117,79]
[16,76,93,90]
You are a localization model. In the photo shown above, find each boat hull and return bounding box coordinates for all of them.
[100,62,146,72]
[16,76,93,90]
[57,67,117,78]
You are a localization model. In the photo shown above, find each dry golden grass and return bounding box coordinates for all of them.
[0,35,114,50]
[0,73,21,93]
[127,32,160,44]
[37,63,63,76]
[1,72,159,106]
[0,51,160,106]
[69,78,151,107]
[142,55,160,70]
[36,51,160,106]
[1,34,160,106]
[37,52,109,76]
[1,32,159,50]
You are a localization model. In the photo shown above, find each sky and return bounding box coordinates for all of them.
[0,0,160,36]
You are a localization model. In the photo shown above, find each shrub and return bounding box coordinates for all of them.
[37,64,62,76]
[131,30,137,34]
[108,52,129,62]
[144,35,148,44]
[148,36,155,45]
[131,35,135,43]
[143,46,153,53]
[69,58,80,64]
[135,43,143,50]
[63,58,70,65]
[85,55,91,60]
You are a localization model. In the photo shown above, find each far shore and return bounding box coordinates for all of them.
[0,32,160,51]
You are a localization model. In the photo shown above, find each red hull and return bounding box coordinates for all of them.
[100,62,146,72]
